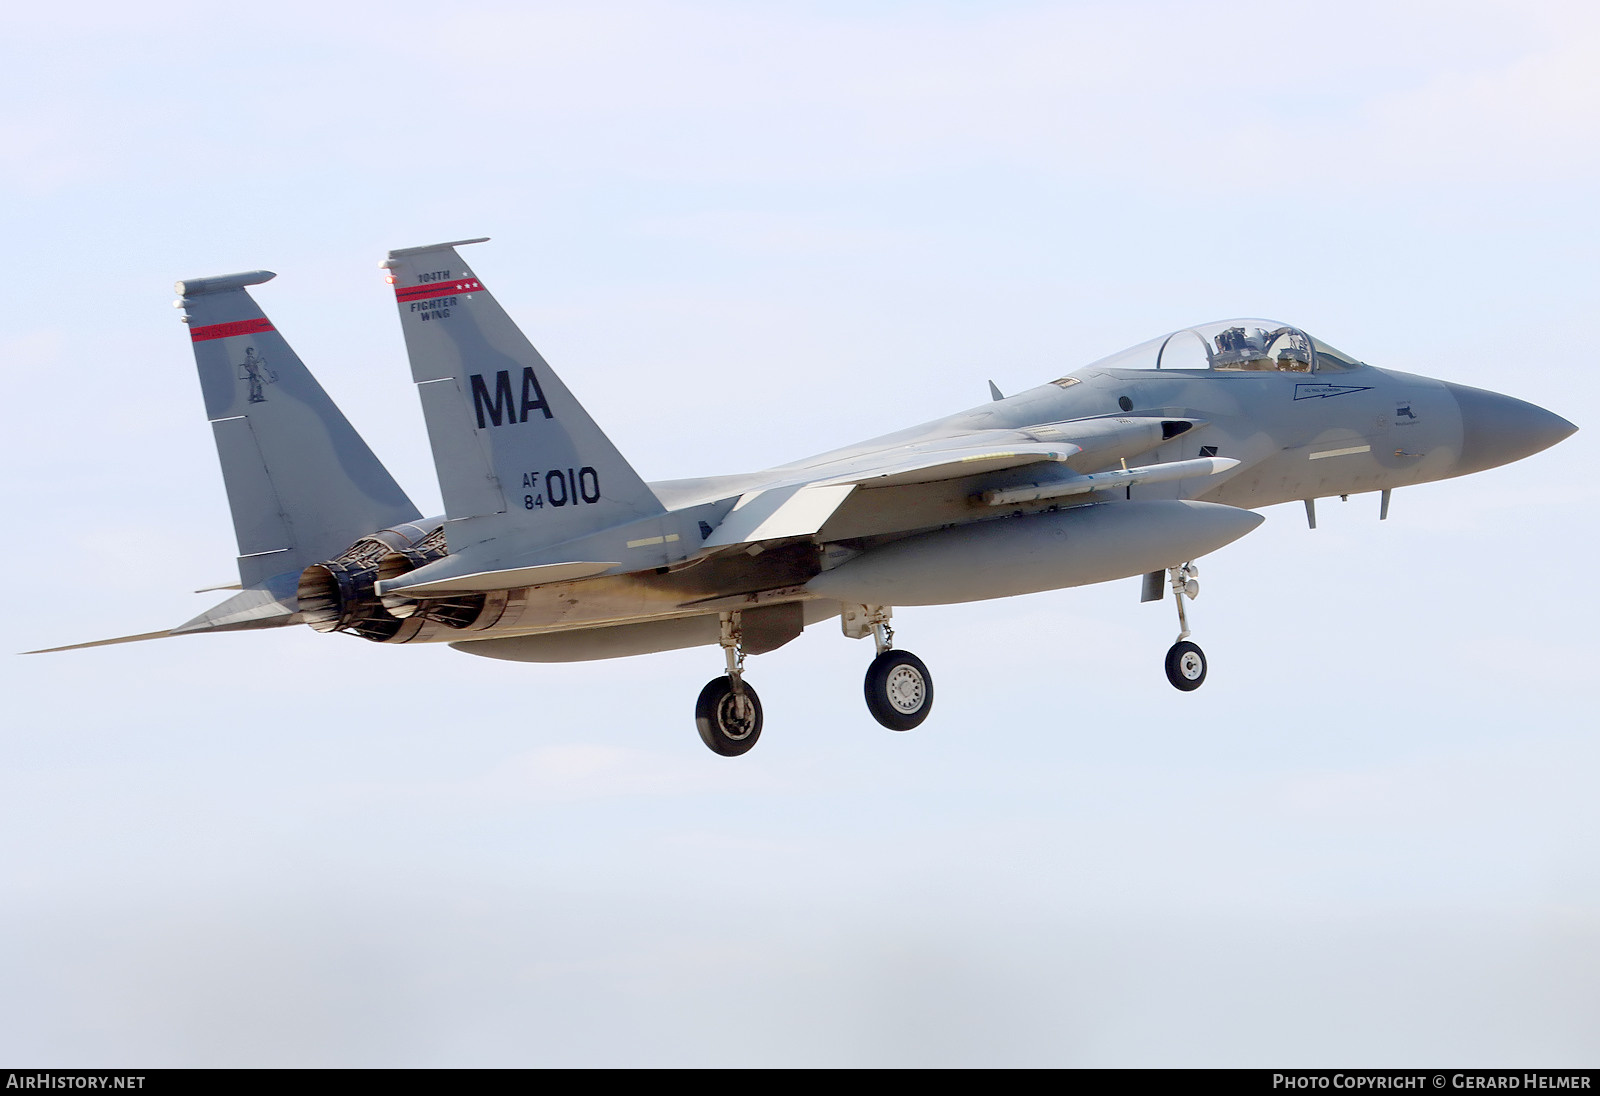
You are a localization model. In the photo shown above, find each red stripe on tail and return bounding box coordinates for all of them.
[190,318,275,342]
[396,278,483,303]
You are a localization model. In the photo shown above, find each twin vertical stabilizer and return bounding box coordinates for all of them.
[178,272,422,590]
[380,240,665,564]
[179,239,672,608]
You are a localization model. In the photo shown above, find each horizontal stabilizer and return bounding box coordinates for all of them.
[28,583,299,654]
[27,630,175,654]
[171,585,298,633]
[378,559,619,597]
[27,576,300,652]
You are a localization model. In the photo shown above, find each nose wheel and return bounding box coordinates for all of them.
[1164,640,1207,691]
[1162,562,1209,692]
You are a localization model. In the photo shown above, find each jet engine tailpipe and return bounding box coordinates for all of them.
[296,518,487,641]
[297,560,400,640]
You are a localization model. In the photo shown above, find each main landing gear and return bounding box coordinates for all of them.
[843,605,933,731]
[855,609,934,732]
[693,604,934,756]
[695,613,763,756]
[1163,561,1208,691]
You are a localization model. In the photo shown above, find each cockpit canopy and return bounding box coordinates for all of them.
[1079,319,1366,375]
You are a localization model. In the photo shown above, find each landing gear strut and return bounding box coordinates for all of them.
[846,605,934,731]
[1163,562,1208,691]
[695,612,763,756]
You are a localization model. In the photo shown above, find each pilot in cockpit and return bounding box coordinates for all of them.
[1211,326,1274,370]
[1210,326,1313,372]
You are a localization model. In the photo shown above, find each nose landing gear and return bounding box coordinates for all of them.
[1163,562,1208,691]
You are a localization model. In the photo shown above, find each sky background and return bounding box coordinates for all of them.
[2,0,1597,1066]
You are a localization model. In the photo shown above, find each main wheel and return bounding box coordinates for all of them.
[695,676,763,756]
[864,650,934,731]
[1164,640,1207,691]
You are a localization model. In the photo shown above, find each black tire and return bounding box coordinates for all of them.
[864,650,934,731]
[1165,640,1207,691]
[695,676,763,756]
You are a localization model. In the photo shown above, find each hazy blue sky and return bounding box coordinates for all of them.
[3,0,1596,1066]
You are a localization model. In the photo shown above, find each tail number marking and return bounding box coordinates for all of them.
[524,468,601,509]
[471,368,553,427]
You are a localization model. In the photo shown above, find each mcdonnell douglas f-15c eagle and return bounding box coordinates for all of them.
[38,238,1576,756]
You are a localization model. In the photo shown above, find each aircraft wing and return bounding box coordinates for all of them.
[694,414,1199,551]
[699,437,1079,549]
[813,439,1081,489]
[772,412,1199,494]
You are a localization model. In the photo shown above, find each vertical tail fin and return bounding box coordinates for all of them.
[381,239,664,557]
[177,271,422,588]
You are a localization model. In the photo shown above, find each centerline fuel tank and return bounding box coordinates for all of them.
[805,500,1264,606]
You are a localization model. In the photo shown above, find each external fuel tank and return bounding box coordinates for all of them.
[805,500,1264,606]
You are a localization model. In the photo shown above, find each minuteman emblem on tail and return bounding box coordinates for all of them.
[177,270,422,589]
[238,346,278,403]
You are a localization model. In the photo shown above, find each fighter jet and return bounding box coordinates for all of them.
[37,238,1576,756]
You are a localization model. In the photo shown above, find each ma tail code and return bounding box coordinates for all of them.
[470,368,553,428]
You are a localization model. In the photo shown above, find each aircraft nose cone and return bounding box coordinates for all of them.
[1445,382,1577,476]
